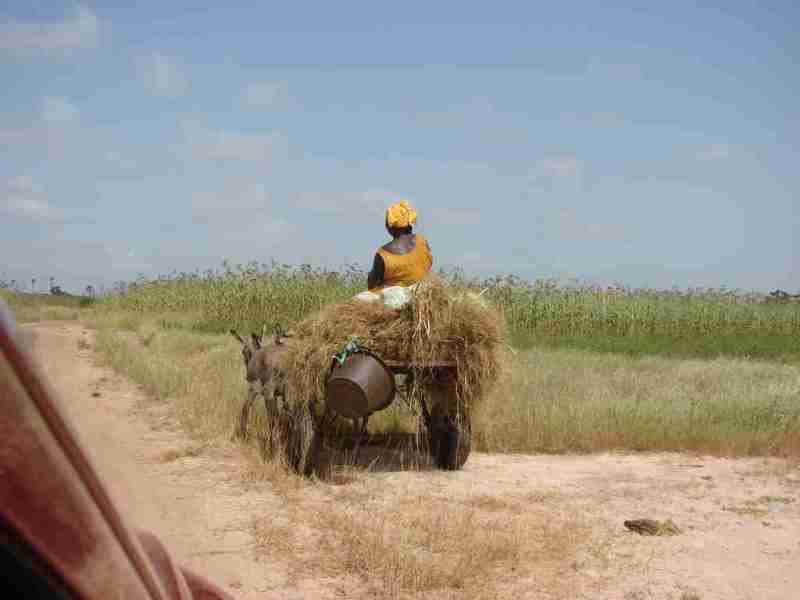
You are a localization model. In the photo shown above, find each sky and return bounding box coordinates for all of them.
[1,1,798,294]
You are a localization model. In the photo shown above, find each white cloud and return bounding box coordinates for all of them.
[183,123,281,162]
[294,191,347,214]
[696,144,730,161]
[586,59,645,80]
[529,154,582,193]
[206,132,277,161]
[0,5,102,57]
[0,125,38,146]
[429,207,482,226]
[360,189,399,217]
[1,175,60,222]
[460,251,482,264]
[240,82,288,108]
[136,52,188,97]
[104,150,138,172]
[295,188,400,220]
[539,155,580,178]
[0,98,81,155]
[553,209,634,243]
[103,245,151,271]
[190,180,296,248]
[41,96,79,124]
[1,237,153,292]
[590,112,625,127]
[240,216,295,244]
[192,181,271,221]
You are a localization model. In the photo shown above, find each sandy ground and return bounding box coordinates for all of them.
[22,321,800,600]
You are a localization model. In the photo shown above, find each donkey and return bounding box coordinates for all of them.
[230,327,294,443]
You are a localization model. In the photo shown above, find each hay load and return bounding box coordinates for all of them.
[281,276,507,418]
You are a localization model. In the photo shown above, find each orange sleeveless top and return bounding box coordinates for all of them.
[369,234,432,292]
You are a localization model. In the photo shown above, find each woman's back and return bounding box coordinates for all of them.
[381,232,418,255]
[371,233,432,292]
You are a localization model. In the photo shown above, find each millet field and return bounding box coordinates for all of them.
[5,263,800,458]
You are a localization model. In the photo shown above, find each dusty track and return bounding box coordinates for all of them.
[23,321,800,599]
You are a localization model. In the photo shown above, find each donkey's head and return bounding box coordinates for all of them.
[230,329,263,368]
[272,324,296,346]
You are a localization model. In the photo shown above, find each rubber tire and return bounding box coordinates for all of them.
[417,411,471,470]
[452,411,471,470]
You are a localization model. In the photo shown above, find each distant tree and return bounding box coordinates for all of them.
[31,278,36,293]
[768,289,800,302]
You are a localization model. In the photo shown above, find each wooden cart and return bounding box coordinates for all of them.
[277,358,471,476]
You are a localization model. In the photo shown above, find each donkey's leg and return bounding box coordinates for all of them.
[262,380,278,454]
[236,383,259,441]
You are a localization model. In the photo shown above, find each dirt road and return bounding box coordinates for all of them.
[23,321,800,599]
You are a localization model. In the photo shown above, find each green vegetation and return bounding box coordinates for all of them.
[89,312,800,458]
[1,288,96,323]
[7,265,800,457]
[475,348,800,456]
[98,263,800,362]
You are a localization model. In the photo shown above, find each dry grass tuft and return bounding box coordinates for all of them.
[722,504,769,519]
[239,446,308,501]
[463,495,519,512]
[157,445,205,462]
[251,490,585,598]
[252,516,296,557]
[757,495,794,504]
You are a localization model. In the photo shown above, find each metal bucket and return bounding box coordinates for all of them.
[325,352,396,418]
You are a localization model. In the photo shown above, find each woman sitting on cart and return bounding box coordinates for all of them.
[357,200,432,302]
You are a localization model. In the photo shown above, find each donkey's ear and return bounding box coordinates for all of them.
[230,329,246,345]
[251,332,262,349]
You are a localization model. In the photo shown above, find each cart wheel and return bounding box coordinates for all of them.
[419,411,471,470]
[417,374,471,470]
[451,411,471,470]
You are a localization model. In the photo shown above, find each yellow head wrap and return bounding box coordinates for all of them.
[386,200,417,229]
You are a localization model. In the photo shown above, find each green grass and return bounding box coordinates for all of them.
[1,288,96,323]
[474,348,800,456]
[82,263,800,458]
[513,329,800,363]
[81,314,800,457]
[88,311,800,458]
[7,265,800,456]
[96,263,800,362]
[92,320,243,441]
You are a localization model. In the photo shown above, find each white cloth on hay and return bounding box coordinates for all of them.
[354,283,421,309]
[355,283,491,311]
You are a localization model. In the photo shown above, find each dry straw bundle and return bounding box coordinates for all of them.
[281,276,508,418]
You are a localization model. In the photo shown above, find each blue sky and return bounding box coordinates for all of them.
[1,2,798,293]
